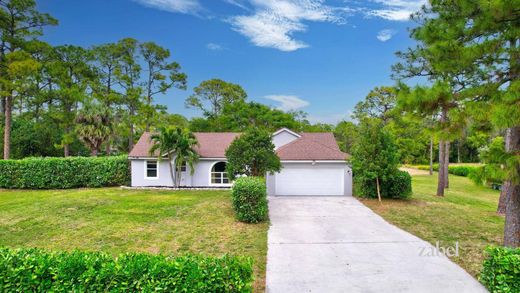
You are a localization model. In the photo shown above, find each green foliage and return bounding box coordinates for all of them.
[191,100,304,132]
[334,121,358,154]
[231,177,268,223]
[75,104,113,156]
[480,246,520,293]
[353,86,397,124]
[186,79,247,117]
[0,247,253,293]
[0,155,129,189]
[351,118,411,198]
[225,128,281,178]
[150,127,199,187]
[356,170,412,199]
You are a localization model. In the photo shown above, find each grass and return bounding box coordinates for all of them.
[361,173,504,278]
[0,188,268,292]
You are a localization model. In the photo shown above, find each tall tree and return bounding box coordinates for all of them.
[399,0,519,246]
[0,0,57,159]
[91,42,123,155]
[140,42,187,132]
[50,45,94,156]
[353,86,397,124]
[185,79,247,118]
[115,38,142,150]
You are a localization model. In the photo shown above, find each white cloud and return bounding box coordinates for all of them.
[223,0,250,10]
[265,95,310,111]
[376,29,396,41]
[134,0,201,14]
[367,0,427,21]
[229,0,348,52]
[206,43,223,50]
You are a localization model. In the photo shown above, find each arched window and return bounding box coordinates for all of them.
[211,162,229,184]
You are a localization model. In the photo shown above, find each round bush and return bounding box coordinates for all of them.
[231,177,268,223]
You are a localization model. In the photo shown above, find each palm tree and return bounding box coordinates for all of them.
[75,105,112,156]
[149,127,199,187]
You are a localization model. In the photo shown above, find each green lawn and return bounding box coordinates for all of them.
[361,173,504,277]
[0,188,268,292]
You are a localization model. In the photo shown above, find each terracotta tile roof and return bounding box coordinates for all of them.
[128,130,349,161]
[276,133,350,161]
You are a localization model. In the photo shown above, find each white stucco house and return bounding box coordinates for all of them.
[128,128,352,196]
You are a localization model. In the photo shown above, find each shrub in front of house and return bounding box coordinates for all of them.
[0,155,130,189]
[480,246,520,293]
[231,177,268,223]
[355,170,412,199]
[0,247,254,293]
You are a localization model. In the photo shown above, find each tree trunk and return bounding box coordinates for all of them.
[503,126,520,247]
[498,181,510,215]
[91,148,98,157]
[3,96,12,160]
[168,156,176,188]
[105,140,111,156]
[1,96,5,122]
[376,177,382,203]
[129,122,134,151]
[437,140,445,197]
[429,137,433,175]
[457,141,461,163]
[64,144,70,157]
[444,141,450,189]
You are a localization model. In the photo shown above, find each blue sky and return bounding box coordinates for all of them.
[38,0,425,124]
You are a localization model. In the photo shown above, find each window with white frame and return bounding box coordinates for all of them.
[211,162,229,184]
[145,160,158,178]
[180,162,187,172]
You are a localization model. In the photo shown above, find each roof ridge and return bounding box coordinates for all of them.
[303,133,346,154]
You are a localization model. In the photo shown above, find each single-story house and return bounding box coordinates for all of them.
[128,128,352,196]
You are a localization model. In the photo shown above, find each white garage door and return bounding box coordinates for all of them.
[275,164,345,196]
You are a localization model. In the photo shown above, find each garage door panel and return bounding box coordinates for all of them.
[275,165,345,196]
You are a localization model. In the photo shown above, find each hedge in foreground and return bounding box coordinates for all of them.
[480,246,520,293]
[0,247,253,292]
[0,155,130,189]
[231,177,268,223]
[355,170,412,199]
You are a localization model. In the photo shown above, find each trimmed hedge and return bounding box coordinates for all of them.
[0,247,253,292]
[355,170,412,199]
[415,164,479,177]
[480,246,520,293]
[231,177,268,223]
[0,155,130,189]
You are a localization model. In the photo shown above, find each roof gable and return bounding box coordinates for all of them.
[276,133,349,161]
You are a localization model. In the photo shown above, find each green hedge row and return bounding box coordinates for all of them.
[480,246,520,292]
[231,177,268,223]
[355,170,412,199]
[0,156,130,189]
[0,247,253,292]
[415,164,479,177]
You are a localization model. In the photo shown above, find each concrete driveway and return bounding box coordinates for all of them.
[266,196,488,293]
